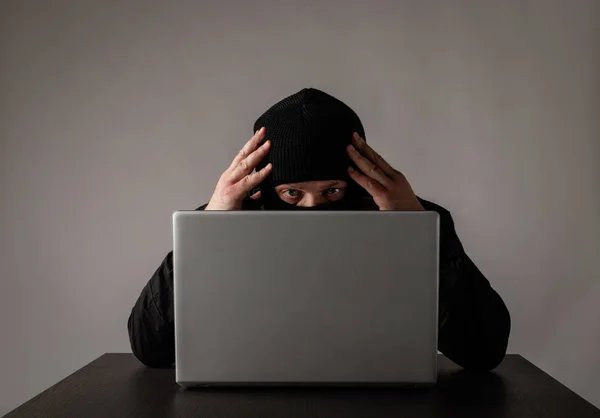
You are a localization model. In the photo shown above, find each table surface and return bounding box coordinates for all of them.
[4,354,599,418]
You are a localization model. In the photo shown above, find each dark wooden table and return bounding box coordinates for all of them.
[4,354,599,418]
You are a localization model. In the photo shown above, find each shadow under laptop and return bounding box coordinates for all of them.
[171,370,509,418]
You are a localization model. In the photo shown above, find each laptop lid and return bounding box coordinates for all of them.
[173,211,439,386]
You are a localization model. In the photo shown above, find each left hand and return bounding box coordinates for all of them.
[347,132,424,211]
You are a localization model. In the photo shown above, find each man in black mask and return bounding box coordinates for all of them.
[128,88,511,371]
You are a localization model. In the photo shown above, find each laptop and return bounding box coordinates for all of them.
[173,210,439,387]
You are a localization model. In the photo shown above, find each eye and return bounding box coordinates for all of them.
[325,188,342,196]
[283,189,300,198]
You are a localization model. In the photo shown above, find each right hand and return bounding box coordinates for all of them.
[205,127,272,210]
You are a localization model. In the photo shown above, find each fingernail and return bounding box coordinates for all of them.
[259,127,265,134]
[347,144,355,152]
[348,166,355,172]
[262,140,270,148]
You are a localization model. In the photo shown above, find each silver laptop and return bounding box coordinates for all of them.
[173,211,439,387]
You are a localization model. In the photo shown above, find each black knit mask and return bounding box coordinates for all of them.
[252,88,374,211]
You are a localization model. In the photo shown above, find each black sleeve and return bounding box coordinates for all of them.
[127,204,208,367]
[127,251,176,367]
[419,198,511,371]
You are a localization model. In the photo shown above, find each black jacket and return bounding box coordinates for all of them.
[128,198,511,371]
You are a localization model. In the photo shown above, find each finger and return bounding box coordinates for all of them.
[232,163,272,195]
[249,190,262,200]
[348,166,386,197]
[352,133,397,178]
[347,144,391,188]
[228,127,266,171]
[229,139,271,183]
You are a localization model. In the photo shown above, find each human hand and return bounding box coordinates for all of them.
[346,132,424,211]
[205,127,272,211]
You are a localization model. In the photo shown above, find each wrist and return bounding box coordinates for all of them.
[383,198,425,211]
[205,200,239,211]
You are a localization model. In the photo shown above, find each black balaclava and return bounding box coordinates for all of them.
[252,88,376,211]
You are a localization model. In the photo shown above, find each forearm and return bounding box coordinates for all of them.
[127,252,176,367]
[437,252,511,371]
[418,198,511,370]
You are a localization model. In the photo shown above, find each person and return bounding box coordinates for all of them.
[128,88,511,371]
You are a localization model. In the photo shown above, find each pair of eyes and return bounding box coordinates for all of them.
[282,188,344,198]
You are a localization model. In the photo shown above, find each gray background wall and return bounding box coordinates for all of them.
[1,0,599,414]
